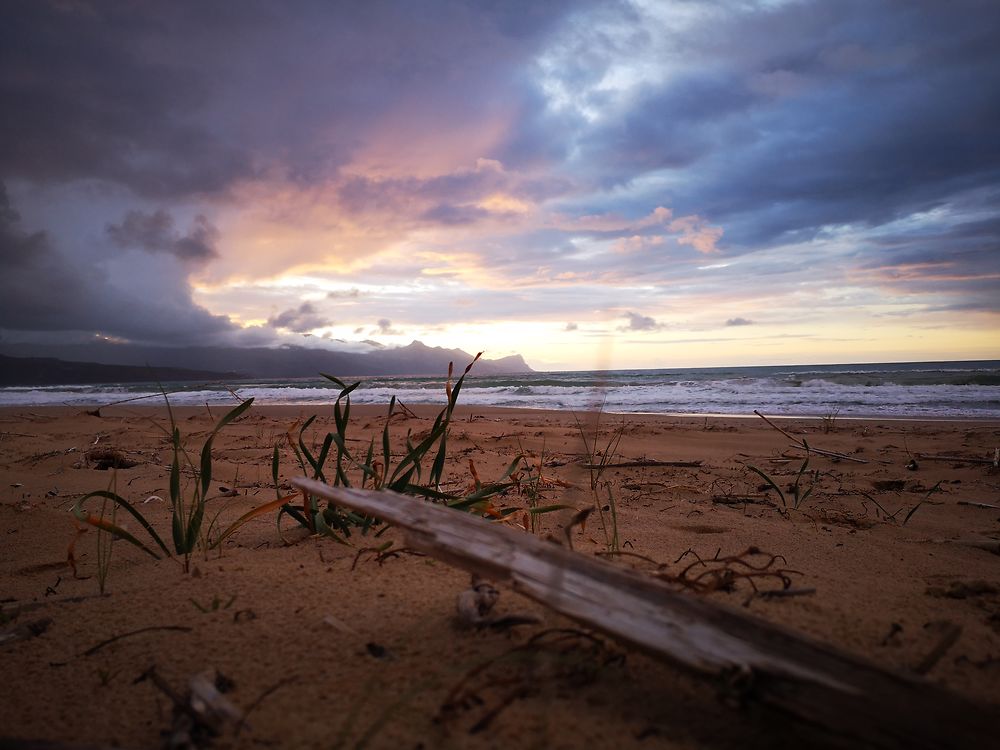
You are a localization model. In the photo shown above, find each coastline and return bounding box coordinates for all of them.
[2,404,999,747]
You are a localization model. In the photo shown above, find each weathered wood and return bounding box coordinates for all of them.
[294,477,1000,749]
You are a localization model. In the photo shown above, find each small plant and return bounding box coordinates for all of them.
[190,594,237,613]
[574,407,624,552]
[95,474,117,594]
[512,441,574,533]
[820,407,840,434]
[278,355,528,538]
[747,444,819,511]
[856,480,942,525]
[73,396,294,573]
[96,666,120,688]
[901,481,942,526]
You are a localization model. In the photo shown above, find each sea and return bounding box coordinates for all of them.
[1,360,998,420]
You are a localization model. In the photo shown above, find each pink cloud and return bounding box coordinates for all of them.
[668,215,723,254]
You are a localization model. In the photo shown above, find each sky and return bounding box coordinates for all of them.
[1,0,998,371]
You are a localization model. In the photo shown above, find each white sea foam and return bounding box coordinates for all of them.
[2,364,998,418]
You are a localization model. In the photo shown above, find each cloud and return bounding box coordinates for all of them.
[0,4,257,198]
[725,317,754,327]
[668,216,723,254]
[107,210,219,262]
[564,322,578,331]
[634,206,673,229]
[373,318,403,336]
[327,288,361,299]
[0,183,235,344]
[619,311,662,331]
[267,302,330,333]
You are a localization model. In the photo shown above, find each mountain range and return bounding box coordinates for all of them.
[0,341,532,386]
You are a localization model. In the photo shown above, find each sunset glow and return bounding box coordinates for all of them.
[1,1,997,370]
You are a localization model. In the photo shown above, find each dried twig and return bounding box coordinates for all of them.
[753,410,868,463]
[580,459,702,469]
[81,625,192,656]
[914,454,994,465]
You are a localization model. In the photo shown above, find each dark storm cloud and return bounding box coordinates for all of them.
[268,302,330,333]
[107,210,219,263]
[580,73,756,177]
[0,184,235,343]
[0,2,259,197]
[0,0,596,197]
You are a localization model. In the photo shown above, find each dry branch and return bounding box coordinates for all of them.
[294,478,1000,750]
[753,410,868,463]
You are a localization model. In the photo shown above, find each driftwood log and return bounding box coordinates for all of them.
[294,478,999,749]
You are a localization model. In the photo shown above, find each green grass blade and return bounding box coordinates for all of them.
[73,490,169,559]
[747,465,787,508]
[199,397,253,499]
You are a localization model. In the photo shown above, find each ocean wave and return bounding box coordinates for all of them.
[2,362,998,418]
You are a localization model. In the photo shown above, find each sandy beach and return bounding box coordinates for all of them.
[2,403,999,748]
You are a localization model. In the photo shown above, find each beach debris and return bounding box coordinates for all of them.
[136,665,243,750]
[85,447,138,470]
[914,621,963,676]
[143,495,164,504]
[294,478,1000,750]
[754,409,869,464]
[711,494,774,506]
[456,575,542,630]
[0,617,52,648]
[234,675,299,737]
[743,586,817,607]
[579,459,702,469]
[366,642,394,660]
[322,613,358,635]
[957,500,1000,510]
[925,580,998,599]
[910,537,1000,555]
[456,575,500,625]
[914,453,995,465]
[81,625,192,657]
[658,546,801,594]
[350,540,421,570]
[436,628,623,734]
[870,479,905,492]
[880,622,904,647]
